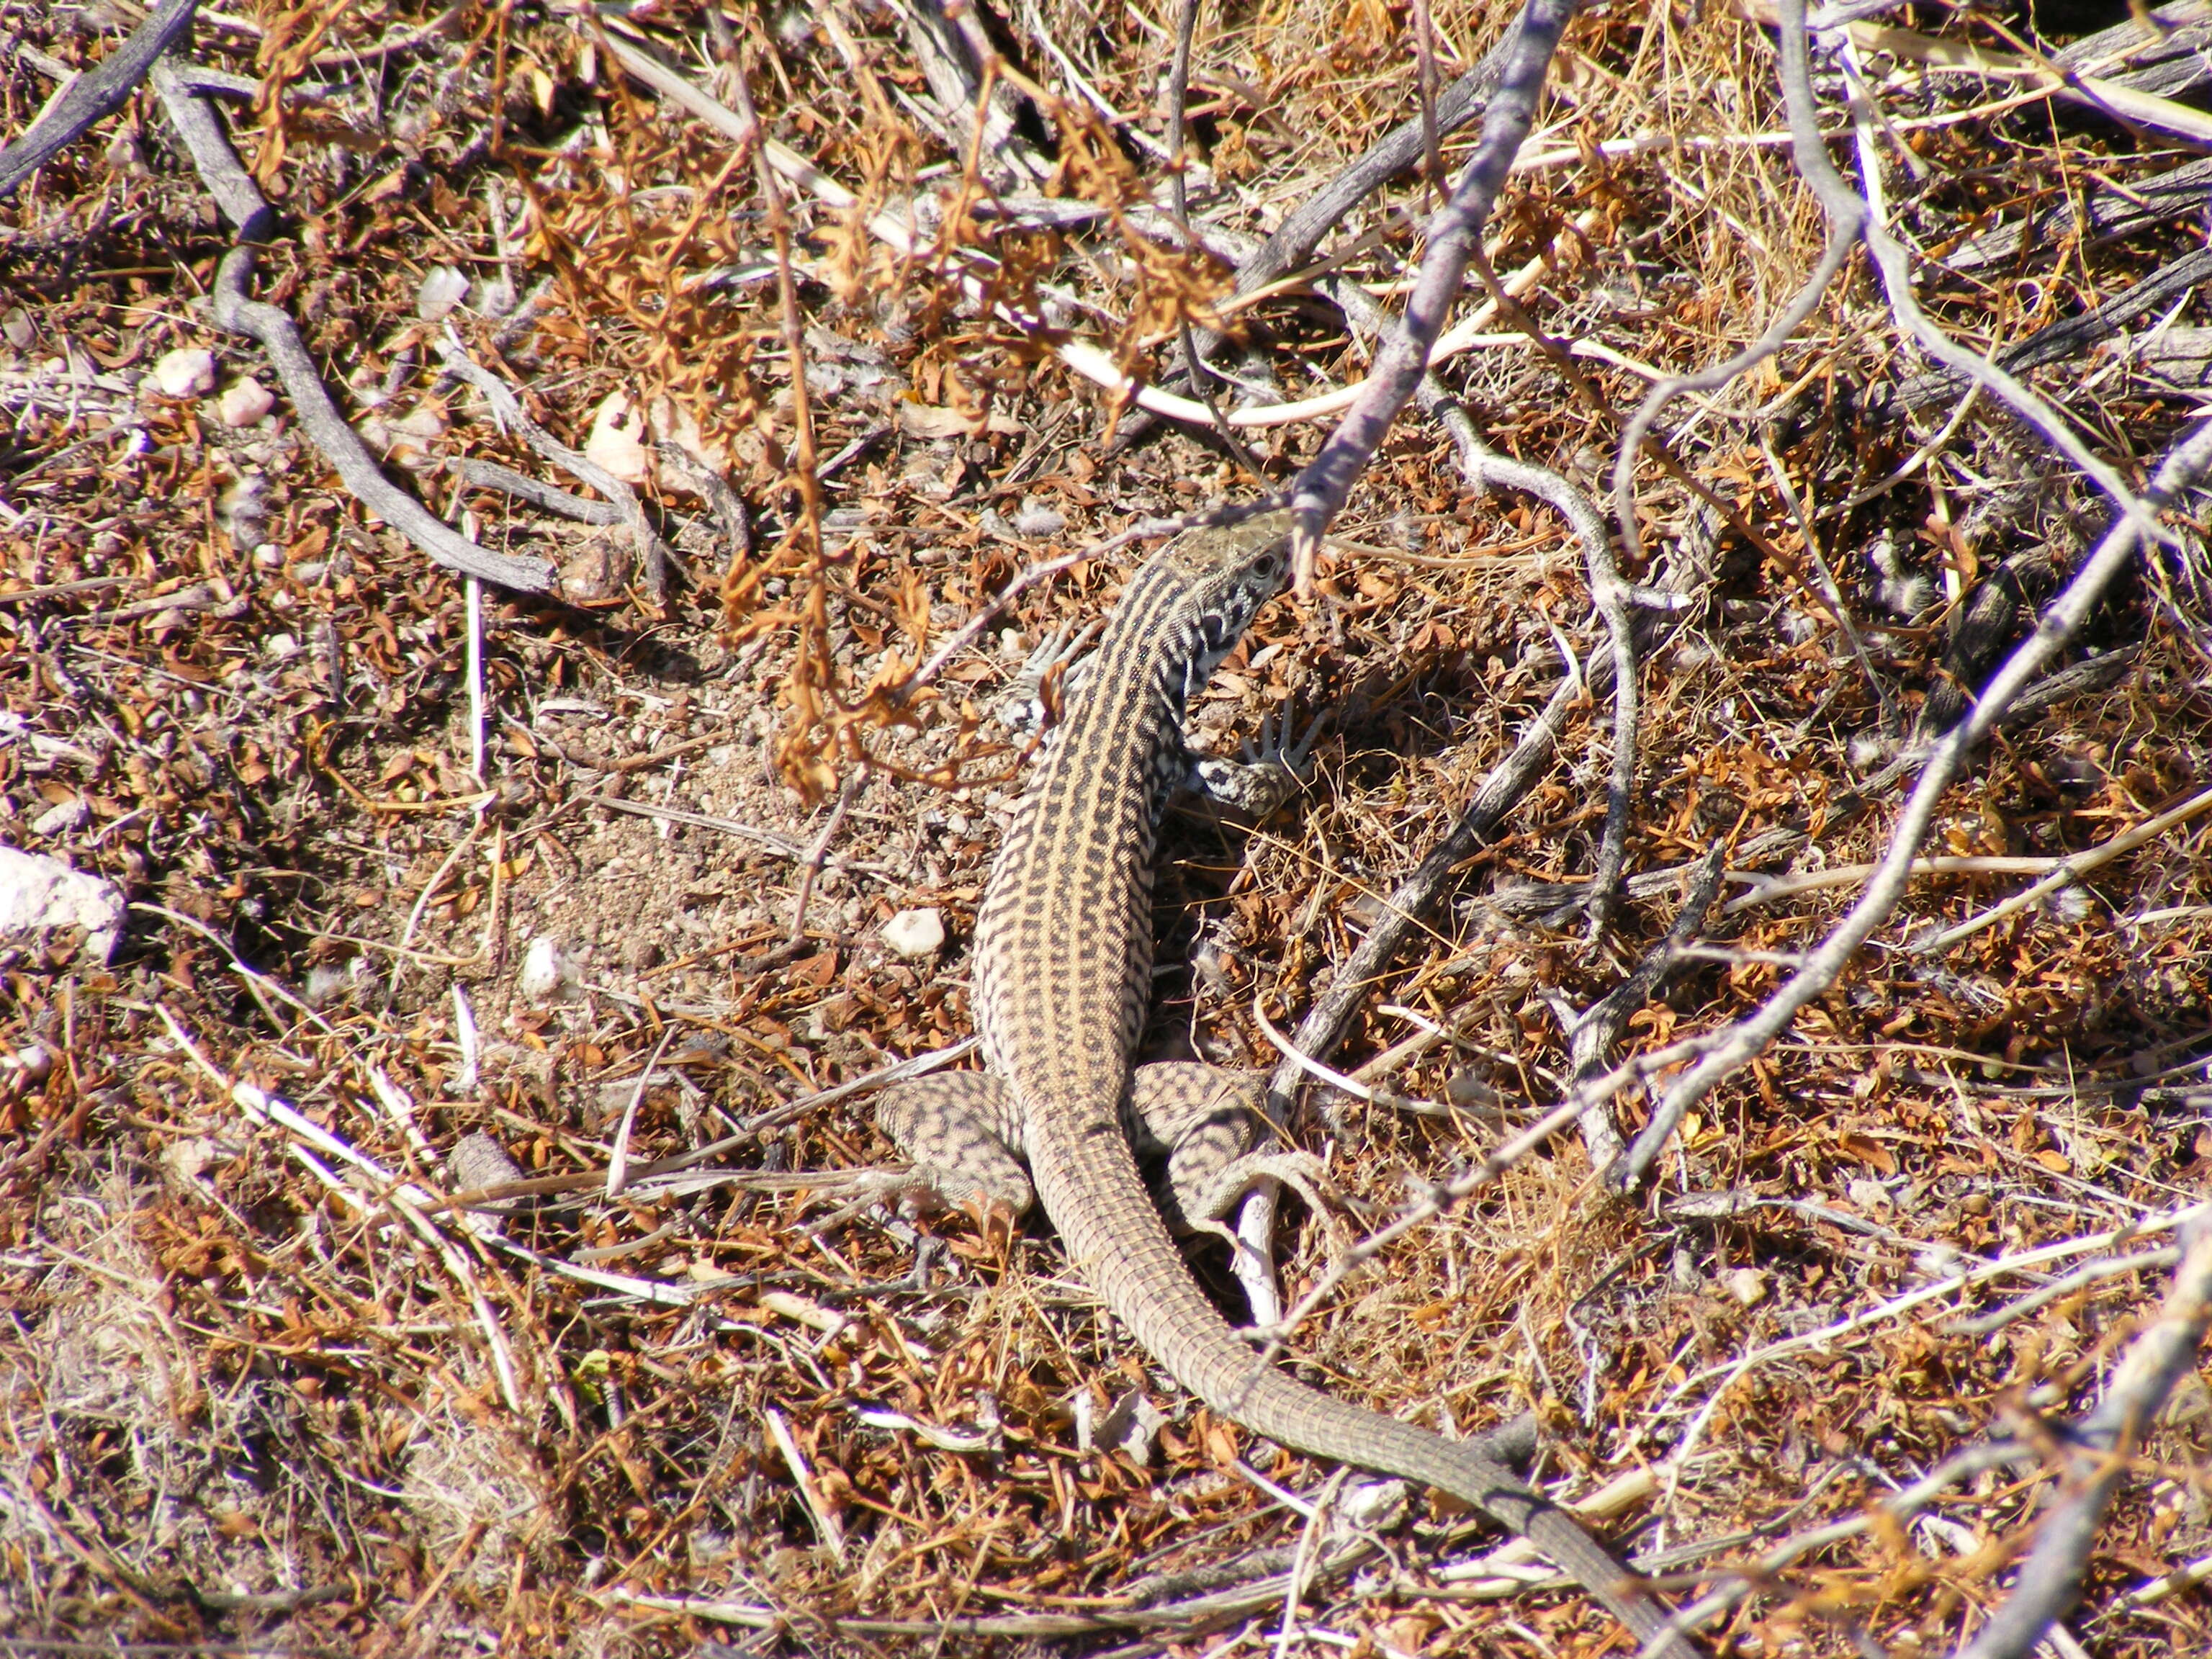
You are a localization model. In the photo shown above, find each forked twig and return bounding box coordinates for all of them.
[1583,0,2212,1187]
[150,63,552,591]
[1567,846,1727,1172]
[207,247,553,591]
[1832,25,2167,543]
[1950,1211,2212,1659]
[1616,415,2212,1187]
[434,328,673,601]
[148,57,273,240]
[1609,0,1863,568]
[1287,0,1586,587]
[1121,21,1521,444]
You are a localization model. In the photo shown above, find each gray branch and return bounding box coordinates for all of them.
[0,0,199,199]
[147,63,553,593]
[1616,415,2212,1187]
[209,249,553,593]
[1285,0,1584,570]
[1951,1210,2212,1659]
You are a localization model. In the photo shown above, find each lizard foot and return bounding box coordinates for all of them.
[1187,700,1328,817]
[998,621,1101,736]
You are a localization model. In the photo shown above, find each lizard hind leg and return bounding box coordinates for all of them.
[1125,1061,1268,1233]
[1128,1061,1342,1323]
[877,1071,1035,1234]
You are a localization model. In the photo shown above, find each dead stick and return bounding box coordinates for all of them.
[0,0,200,199]
[1285,0,1585,588]
[210,249,553,592]
[148,60,552,591]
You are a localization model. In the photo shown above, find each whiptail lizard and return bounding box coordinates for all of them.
[881,510,1686,1651]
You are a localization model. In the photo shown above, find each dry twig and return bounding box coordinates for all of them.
[0,0,200,199]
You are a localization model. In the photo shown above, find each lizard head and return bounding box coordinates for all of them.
[1161,509,1294,700]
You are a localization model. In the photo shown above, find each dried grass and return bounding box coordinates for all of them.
[1,0,2208,1653]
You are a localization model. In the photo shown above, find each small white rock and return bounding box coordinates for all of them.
[216,377,275,427]
[415,264,471,321]
[0,845,125,963]
[1013,503,1066,539]
[150,346,216,398]
[161,1135,237,1188]
[4,1040,53,1085]
[29,796,88,838]
[304,958,367,1006]
[265,633,300,661]
[1337,1476,1413,1532]
[584,391,652,485]
[346,364,390,410]
[518,935,583,1002]
[215,472,266,536]
[1847,1177,1892,1213]
[1915,1242,1964,1280]
[1726,1267,1768,1308]
[363,402,449,468]
[386,403,449,441]
[881,907,945,960]
[1093,1390,1166,1464]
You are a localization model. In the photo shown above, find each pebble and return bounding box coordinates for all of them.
[150,346,216,398]
[0,845,125,963]
[518,935,583,1002]
[1847,1177,1892,1213]
[4,1040,52,1085]
[304,959,367,1005]
[584,391,652,484]
[415,264,471,321]
[881,907,945,960]
[28,796,88,838]
[216,378,275,427]
[1013,503,1066,539]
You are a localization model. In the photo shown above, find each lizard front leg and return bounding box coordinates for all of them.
[1181,703,1322,817]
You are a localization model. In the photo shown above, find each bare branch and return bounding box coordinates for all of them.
[1287,0,1585,587]
[146,57,272,240]
[434,328,673,602]
[1257,273,1697,1118]
[200,248,551,593]
[1118,25,1520,446]
[1609,0,1863,568]
[1951,1210,2212,1659]
[1834,31,2164,541]
[1615,416,2212,1187]
[1568,847,1727,1169]
[146,63,553,593]
[447,458,624,526]
[1897,245,2212,412]
[0,0,199,200]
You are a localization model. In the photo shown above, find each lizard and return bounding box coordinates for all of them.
[879,508,1688,1653]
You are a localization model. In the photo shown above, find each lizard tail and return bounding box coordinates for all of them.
[1026,1101,1689,1653]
